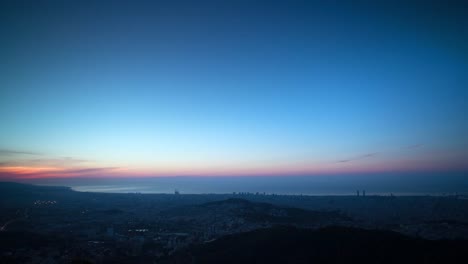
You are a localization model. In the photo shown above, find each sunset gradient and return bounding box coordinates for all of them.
[1,1,467,180]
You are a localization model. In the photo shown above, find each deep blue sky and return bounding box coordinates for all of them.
[0,1,467,179]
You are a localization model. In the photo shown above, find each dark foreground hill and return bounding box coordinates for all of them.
[163,226,468,264]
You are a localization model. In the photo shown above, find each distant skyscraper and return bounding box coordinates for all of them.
[357,190,360,197]
[363,190,366,197]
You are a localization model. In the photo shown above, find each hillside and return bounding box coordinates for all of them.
[165,226,468,264]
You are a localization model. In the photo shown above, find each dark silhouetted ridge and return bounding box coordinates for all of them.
[164,226,468,264]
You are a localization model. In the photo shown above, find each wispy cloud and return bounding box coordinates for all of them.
[0,149,41,156]
[0,151,111,178]
[337,159,351,163]
[336,143,425,164]
[0,157,89,167]
[55,167,120,175]
[29,157,88,165]
[337,152,379,163]
[405,144,424,149]
[361,153,378,158]
[0,166,122,179]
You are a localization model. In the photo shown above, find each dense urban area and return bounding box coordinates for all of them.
[1,182,468,263]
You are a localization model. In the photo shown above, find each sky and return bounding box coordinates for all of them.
[0,0,467,180]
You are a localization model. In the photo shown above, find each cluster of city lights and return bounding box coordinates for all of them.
[33,200,57,205]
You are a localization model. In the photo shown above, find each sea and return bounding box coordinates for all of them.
[23,172,468,196]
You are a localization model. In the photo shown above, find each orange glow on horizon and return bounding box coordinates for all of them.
[0,166,62,175]
[1,160,466,180]
[0,166,125,179]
